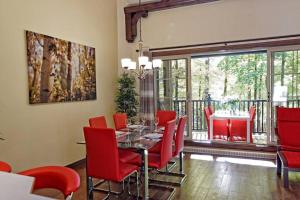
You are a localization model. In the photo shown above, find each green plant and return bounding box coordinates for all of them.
[115,73,139,121]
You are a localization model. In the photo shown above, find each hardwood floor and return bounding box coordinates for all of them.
[34,154,300,200]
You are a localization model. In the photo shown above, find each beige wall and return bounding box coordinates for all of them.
[118,0,300,65]
[0,0,118,171]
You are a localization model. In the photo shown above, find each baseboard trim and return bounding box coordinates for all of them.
[184,146,276,161]
[66,158,86,169]
[184,140,277,152]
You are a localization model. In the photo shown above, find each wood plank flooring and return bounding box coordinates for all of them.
[34,153,300,200]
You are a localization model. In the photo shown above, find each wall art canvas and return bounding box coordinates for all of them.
[26,31,96,104]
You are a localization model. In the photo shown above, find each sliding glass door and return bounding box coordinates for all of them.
[154,46,300,144]
[191,52,268,143]
[269,48,300,142]
[155,58,190,137]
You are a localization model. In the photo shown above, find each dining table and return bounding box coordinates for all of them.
[78,125,163,200]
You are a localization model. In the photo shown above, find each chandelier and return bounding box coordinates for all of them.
[121,0,162,79]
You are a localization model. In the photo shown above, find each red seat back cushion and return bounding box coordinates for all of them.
[160,119,176,168]
[19,166,80,197]
[89,116,107,128]
[0,161,11,172]
[277,107,300,147]
[174,116,187,156]
[113,113,128,130]
[84,127,120,181]
[156,110,176,127]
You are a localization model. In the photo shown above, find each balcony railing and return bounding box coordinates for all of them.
[172,99,300,133]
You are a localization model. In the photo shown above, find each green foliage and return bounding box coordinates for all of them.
[115,73,139,120]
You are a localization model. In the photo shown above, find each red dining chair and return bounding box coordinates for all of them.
[113,113,128,131]
[204,107,229,140]
[276,107,300,188]
[156,110,177,127]
[129,120,177,194]
[89,116,107,128]
[83,127,139,199]
[154,116,188,186]
[19,166,80,200]
[229,106,256,143]
[173,116,187,173]
[89,115,139,163]
[0,161,12,172]
[149,115,186,159]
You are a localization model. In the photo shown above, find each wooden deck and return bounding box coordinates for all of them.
[34,153,300,200]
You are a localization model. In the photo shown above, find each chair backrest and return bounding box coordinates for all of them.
[174,116,187,156]
[204,107,211,129]
[83,127,120,181]
[160,119,176,167]
[156,110,177,127]
[18,166,80,198]
[89,116,107,128]
[250,106,256,122]
[277,107,300,147]
[0,161,11,172]
[113,113,128,130]
[208,105,214,115]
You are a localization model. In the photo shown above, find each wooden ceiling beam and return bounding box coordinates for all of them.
[124,0,220,42]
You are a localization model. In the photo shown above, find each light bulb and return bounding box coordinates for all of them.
[145,61,152,70]
[129,61,136,70]
[138,56,149,67]
[121,58,131,69]
[152,59,162,68]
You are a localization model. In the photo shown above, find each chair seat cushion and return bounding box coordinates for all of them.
[127,153,166,169]
[119,149,139,163]
[149,142,180,157]
[281,145,300,152]
[18,166,80,197]
[149,142,162,154]
[118,162,139,182]
[282,151,300,168]
[0,161,12,172]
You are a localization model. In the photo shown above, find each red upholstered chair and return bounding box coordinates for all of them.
[89,115,138,163]
[129,120,177,183]
[89,116,107,128]
[83,127,139,199]
[149,116,187,159]
[173,116,187,170]
[204,107,229,140]
[113,113,128,130]
[229,106,256,143]
[158,116,188,186]
[0,161,12,172]
[19,166,80,200]
[127,120,177,196]
[276,107,300,188]
[156,110,177,127]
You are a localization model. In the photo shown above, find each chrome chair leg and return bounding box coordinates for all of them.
[136,171,140,199]
[277,153,282,176]
[151,152,187,186]
[127,176,131,195]
[66,192,73,200]
[283,167,289,188]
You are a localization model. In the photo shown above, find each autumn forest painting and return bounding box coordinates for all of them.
[26,31,96,104]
